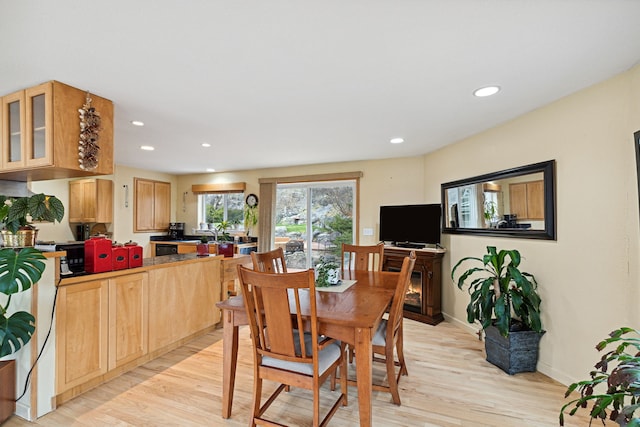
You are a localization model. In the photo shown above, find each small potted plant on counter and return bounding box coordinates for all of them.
[451,245,544,374]
[216,221,235,257]
[196,235,210,257]
[560,327,640,426]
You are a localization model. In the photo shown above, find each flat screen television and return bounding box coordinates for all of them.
[379,204,442,248]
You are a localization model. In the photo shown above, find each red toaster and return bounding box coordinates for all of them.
[85,236,113,273]
[112,244,129,270]
[125,241,143,268]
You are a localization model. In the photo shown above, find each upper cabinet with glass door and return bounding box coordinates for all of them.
[0,81,114,181]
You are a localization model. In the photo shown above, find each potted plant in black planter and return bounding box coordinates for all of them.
[451,246,544,374]
[0,247,47,423]
[559,327,640,426]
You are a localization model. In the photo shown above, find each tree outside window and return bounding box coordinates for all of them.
[198,192,244,229]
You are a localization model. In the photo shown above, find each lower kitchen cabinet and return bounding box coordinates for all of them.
[147,260,220,352]
[56,279,109,393]
[56,273,148,394]
[108,273,149,369]
[55,256,221,401]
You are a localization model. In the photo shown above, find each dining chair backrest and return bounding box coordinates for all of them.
[251,247,288,273]
[341,242,385,271]
[238,266,316,362]
[386,251,416,344]
[237,265,347,426]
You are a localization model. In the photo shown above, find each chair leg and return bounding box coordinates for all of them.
[340,345,348,406]
[397,324,408,376]
[250,375,262,427]
[386,346,401,405]
[313,383,320,427]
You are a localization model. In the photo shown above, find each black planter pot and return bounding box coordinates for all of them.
[484,325,545,375]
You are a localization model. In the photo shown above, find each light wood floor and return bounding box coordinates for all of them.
[5,319,594,426]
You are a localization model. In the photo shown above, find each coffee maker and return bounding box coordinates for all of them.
[168,222,185,240]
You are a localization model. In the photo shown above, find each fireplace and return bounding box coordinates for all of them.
[382,247,444,325]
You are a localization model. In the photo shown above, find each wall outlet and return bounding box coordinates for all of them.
[363,227,374,236]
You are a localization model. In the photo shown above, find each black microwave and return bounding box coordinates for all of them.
[55,242,86,275]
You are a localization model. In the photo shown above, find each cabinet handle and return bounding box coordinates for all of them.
[428,271,433,279]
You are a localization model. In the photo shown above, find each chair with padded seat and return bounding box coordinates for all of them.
[341,242,385,363]
[237,266,347,427]
[370,250,416,405]
[341,242,385,272]
[250,247,288,273]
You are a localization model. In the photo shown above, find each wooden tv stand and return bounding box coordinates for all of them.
[382,246,445,325]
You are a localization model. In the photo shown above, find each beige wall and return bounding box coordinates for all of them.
[427,64,640,384]
[31,165,177,257]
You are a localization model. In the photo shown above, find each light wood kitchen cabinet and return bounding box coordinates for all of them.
[68,178,114,223]
[509,180,544,220]
[147,260,220,352]
[108,273,148,369]
[56,273,149,394]
[134,178,171,232]
[0,81,113,181]
[56,278,109,393]
[54,256,222,404]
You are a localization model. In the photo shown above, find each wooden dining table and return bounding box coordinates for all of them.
[215,268,400,427]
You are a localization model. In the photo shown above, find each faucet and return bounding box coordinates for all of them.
[205,228,218,242]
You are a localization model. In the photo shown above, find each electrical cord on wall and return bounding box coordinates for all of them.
[15,279,60,402]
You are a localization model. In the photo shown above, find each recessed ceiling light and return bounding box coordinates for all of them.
[131,120,145,126]
[140,145,155,151]
[473,86,501,97]
[206,168,216,172]
[390,137,404,144]
[201,143,211,147]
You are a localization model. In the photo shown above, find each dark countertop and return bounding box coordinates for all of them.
[58,253,223,286]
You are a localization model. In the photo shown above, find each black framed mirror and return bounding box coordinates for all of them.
[441,160,556,240]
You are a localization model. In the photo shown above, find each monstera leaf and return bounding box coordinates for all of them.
[0,247,46,357]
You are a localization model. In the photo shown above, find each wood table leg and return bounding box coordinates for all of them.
[221,309,239,418]
[354,327,373,427]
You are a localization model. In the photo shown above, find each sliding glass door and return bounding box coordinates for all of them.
[275,180,356,269]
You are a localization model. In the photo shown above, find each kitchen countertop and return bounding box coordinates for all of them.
[58,253,224,286]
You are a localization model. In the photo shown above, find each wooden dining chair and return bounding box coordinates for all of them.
[250,247,287,273]
[237,266,347,427]
[341,242,385,362]
[370,250,416,405]
[341,242,385,271]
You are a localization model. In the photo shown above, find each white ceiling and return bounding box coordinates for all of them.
[2,0,640,175]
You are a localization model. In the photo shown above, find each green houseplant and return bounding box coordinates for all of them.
[314,256,340,287]
[244,205,258,237]
[0,194,65,247]
[560,327,640,427]
[196,235,210,257]
[0,246,47,423]
[216,220,235,257]
[483,200,498,227]
[451,246,544,374]
[0,247,47,357]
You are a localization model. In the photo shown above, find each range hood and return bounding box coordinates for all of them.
[0,180,34,197]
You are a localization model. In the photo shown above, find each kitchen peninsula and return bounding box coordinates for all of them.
[14,252,223,421]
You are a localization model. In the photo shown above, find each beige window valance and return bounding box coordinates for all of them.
[258,171,362,184]
[191,182,246,194]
